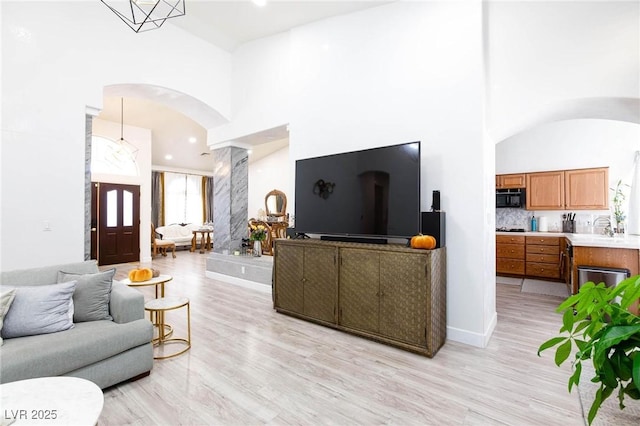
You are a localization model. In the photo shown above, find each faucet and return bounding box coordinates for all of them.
[603,225,614,237]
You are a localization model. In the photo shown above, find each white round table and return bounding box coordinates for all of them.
[0,376,103,425]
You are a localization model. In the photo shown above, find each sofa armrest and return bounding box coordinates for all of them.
[110,282,145,324]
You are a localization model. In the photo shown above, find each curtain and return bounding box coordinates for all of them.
[628,151,640,235]
[204,176,214,224]
[151,171,163,227]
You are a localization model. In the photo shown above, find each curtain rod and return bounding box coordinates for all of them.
[152,169,214,178]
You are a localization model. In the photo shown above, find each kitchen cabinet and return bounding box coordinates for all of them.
[565,167,609,210]
[496,235,525,276]
[496,173,526,189]
[526,167,609,211]
[273,239,446,357]
[526,171,565,210]
[273,242,338,324]
[525,236,561,280]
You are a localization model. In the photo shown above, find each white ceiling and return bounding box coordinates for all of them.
[96,1,389,172]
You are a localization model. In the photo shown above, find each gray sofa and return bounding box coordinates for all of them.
[0,260,153,389]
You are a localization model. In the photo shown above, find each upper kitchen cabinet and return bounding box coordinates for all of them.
[526,171,565,210]
[525,167,609,210]
[496,173,526,189]
[565,167,609,210]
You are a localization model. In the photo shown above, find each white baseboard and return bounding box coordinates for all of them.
[446,311,497,348]
[205,271,272,294]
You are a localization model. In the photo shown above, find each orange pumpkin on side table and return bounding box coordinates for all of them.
[128,268,153,282]
[410,234,437,250]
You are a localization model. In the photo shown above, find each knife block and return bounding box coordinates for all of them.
[562,220,575,233]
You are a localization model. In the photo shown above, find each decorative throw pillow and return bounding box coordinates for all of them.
[1,281,76,339]
[0,288,17,345]
[57,268,115,322]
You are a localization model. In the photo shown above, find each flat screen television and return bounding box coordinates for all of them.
[294,141,421,242]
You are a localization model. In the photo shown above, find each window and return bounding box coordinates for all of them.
[164,172,203,225]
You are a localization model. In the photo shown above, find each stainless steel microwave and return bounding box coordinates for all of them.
[496,188,526,208]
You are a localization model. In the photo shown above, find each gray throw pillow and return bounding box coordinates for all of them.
[57,268,115,322]
[0,288,17,345]
[1,281,76,339]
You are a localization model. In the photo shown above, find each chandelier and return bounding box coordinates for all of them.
[101,0,186,33]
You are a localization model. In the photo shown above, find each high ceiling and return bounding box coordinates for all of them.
[97,1,389,172]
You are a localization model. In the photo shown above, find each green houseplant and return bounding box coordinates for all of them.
[611,179,629,232]
[538,274,640,424]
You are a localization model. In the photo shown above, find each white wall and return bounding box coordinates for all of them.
[1,2,231,270]
[248,146,291,220]
[209,32,292,145]
[286,2,494,346]
[91,118,153,262]
[486,1,640,141]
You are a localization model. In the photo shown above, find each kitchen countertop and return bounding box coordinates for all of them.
[496,231,640,249]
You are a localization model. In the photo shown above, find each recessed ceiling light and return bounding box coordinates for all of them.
[252,0,267,7]
[247,150,253,155]
[165,154,173,160]
[189,137,197,143]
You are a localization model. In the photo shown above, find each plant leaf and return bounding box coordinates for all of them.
[593,325,640,365]
[600,358,619,388]
[562,308,575,333]
[569,361,582,392]
[633,351,640,390]
[537,336,566,356]
[588,386,603,425]
[555,339,572,366]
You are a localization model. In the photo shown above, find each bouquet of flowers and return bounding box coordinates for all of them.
[249,224,267,242]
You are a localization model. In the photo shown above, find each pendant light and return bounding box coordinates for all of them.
[115,98,139,160]
[101,0,186,33]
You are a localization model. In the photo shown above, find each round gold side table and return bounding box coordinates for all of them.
[144,296,191,360]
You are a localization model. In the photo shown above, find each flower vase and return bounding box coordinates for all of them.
[253,240,262,257]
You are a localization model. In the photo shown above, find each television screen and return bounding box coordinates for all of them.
[294,141,421,240]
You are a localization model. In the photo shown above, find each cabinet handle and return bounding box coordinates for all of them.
[510,250,514,253]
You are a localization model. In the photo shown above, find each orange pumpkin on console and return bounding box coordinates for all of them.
[410,234,437,250]
[128,268,153,282]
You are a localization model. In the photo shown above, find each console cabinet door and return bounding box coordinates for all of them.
[303,246,338,323]
[339,249,380,334]
[379,252,427,346]
[274,243,304,314]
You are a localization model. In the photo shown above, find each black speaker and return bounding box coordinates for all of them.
[421,211,445,248]
[431,190,441,212]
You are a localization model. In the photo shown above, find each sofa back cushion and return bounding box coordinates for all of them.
[57,268,115,322]
[1,281,76,339]
[0,261,99,287]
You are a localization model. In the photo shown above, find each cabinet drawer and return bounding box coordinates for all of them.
[526,236,559,246]
[496,244,525,259]
[497,259,525,275]
[526,253,560,264]
[526,245,560,255]
[496,235,525,244]
[526,262,560,279]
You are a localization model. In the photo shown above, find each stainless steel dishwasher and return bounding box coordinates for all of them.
[577,266,630,291]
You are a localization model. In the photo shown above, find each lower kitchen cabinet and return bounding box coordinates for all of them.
[273,239,446,357]
[525,236,561,279]
[496,235,525,276]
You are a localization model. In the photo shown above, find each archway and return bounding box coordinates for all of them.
[85,84,229,262]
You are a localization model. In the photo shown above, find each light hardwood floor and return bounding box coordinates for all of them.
[99,251,584,425]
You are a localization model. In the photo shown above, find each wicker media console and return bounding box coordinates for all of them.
[273,239,447,357]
